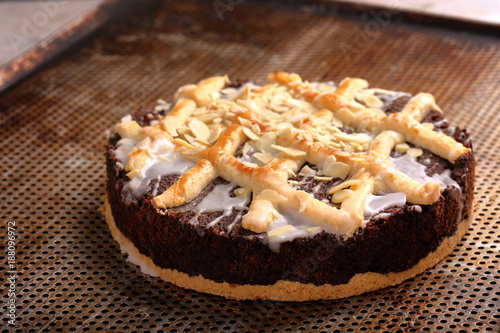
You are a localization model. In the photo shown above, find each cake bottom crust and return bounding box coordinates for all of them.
[103,196,472,301]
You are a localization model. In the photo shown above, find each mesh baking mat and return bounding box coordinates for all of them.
[1,1,499,332]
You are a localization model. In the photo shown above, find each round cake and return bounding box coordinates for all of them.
[104,72,475,301]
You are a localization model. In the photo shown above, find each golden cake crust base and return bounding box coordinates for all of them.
[103,195,472,301]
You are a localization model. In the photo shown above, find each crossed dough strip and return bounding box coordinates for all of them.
[268,72,470,163]
[116,72,470,237]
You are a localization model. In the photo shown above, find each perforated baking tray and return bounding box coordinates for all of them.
[1,1,499,332]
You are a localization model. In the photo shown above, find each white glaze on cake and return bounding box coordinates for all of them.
[389,154,458,190]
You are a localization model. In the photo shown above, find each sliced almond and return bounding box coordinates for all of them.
[157,156,171,162]
[258,189,287,203]
[242,161,259,168]
[331,116,343,127]
[328,179,361,195]
[188,118,211,142]
[234,187,251,198]
[323,161,350,179]
[395,143,410,154]
[407,147,424,158]
[268,225,293,238]
[238,116,253,128]
[182,146,204,156]
[207,124,223,144]
[299,165,316,175]
[253,152,274,165]
[333,132,371,144]
[305,226,322,233]
[335,107,355,125]
[331,189,353,203]
[242,126,260,141]
[357,92,384,108]
[242,141,252,156]
[297,191,311,213]
[161,116,182,137]
[314,176,333,181]
[271,144,306,157]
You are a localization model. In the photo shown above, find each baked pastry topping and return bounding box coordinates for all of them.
[111,72,470,249]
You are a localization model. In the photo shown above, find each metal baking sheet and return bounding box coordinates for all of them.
[0,0,123,93]
[1,1,499,332]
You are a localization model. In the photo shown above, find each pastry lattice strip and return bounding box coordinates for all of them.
[116,72,471,237]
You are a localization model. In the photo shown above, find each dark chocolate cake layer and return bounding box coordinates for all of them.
[105,90,475,287]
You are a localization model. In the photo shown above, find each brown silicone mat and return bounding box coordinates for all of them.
[1,1,499,332]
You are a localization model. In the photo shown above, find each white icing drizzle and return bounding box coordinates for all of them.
[389,154,458,190]
[191,182,249,228]
[114,138,138,165]
[265,210,323,252]
[364,192,407,219]
[117,137,196,204]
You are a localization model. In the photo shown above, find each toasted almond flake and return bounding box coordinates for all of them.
[155,104,170,112]
[238,117,253,128]
[184,133,197,146]
[252,123,261,134]
[116,162,125,169]
[323,155,336,168]
[197,113,219,123]
[173,138,192,149]
[209,91,220,100]
[287,180,300,186]
[268,225,293,238]
[357,92,384,108]
[157,156,171,162]
[407,147,424,158]
[242,126,260,140]
[253,152,275,165]
[305,226,322,233]
[188,118,211,141]
[242,161,259,168]
[126,169,140,178]
[161,116,182,137]
[329,179,361,195]
[297,191,311,213]
[220,87,237,95]
[422,122,434,130]
[323,161,350,179]
[242,142,252,156]
[344,144,355,153]
[183,146,204,155]
[331,116,343,127]
[374,176,388,193]
[121,115,132,123]
[299,165,316,175]
[235,84,251,100]
[259,189,287,203]
[351,142,363,152]
[327,141,342,149]
[287,113,309,124]
[333,132,371,144]
[207,124,223,143]
[271,144,306,157]
[314,176,333,181]
[234,187,251,198]
[335,107,355,125]
[395,143,410,154]
[331,189,353,203]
